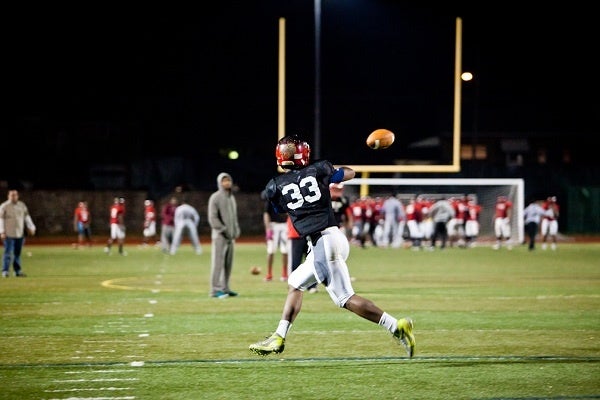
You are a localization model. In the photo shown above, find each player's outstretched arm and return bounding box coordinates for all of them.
[339,166,356,182]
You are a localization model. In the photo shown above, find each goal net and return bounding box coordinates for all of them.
[343,178,524,244]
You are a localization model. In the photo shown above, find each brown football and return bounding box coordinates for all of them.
[366,129,395,150]
[250,266,261,275]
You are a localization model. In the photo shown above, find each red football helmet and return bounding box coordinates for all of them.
[275,135,310,169]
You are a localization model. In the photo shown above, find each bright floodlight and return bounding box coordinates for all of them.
[461,72,473,81]
[228,150,239,160]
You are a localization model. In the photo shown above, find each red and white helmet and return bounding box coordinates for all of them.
[275,135,310,169]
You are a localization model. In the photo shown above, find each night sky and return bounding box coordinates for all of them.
[6,2,599,191]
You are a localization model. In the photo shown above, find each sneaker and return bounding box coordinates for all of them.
[393,317,415,358]
[280,276,288,282]
[211,290,229,299]
[2,271,8,278]
[15,272,27,277]
[264,275,273,282]
[249,333,285,356]
[228,290,238,297]
[103,246,110,254]
[308,287,318,294]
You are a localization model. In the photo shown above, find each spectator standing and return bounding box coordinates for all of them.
[523,198,549,251]
[0,190,36,277]
[170,198,202,255]
[104,197,126,256]
[493,195,513,250]
[262,191,289,282]
[160,196,178,253]
[208,172,241,299]
[541,196,560,250]
[73,201,92,248]
[142,199,157,247]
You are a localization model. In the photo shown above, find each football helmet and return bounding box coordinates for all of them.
[275,135,310,169]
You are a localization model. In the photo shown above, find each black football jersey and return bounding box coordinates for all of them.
[263,199,288,223]
[264,160,338,237]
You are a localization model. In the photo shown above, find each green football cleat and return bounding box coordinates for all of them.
[394,317,415,358]
[249,333,285,356]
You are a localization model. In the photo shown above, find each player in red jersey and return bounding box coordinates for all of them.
[405,195,424,250]
[464,197,482,247]
[286,215,315,292]
[419,196,434,246]
[104,197,127,256]
[73,201,92,248]
[262,191,289,282]
[446,197,464,247]
[493,195,513,250]
[541,196,560,250]
[160,196,178,253]
[349,197,368,247]
[142,199,157,247]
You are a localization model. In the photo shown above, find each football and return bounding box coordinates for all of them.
[250,266,261,275]
[366,128,395,150]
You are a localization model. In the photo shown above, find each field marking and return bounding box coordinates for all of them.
[45,387,132,392]
[101,277,600,299]
[53,378,139,383]
[101,277,200,292]
[3,355,598,369]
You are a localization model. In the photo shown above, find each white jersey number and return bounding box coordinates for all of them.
[282,176,322,210]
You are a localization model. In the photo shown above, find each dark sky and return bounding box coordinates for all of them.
[5,2,599,190]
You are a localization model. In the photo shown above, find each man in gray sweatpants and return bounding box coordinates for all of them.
[207,172,241,298]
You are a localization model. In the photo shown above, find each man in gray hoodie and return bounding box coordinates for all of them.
[207,172,241,298]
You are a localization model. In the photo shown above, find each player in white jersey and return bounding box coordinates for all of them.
[170,199,202,255]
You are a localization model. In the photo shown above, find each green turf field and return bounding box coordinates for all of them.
[0,242,598,399]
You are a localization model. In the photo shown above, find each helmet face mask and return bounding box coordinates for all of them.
[276,135,310,169]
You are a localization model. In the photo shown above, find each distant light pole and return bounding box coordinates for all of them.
[314,0,321,159]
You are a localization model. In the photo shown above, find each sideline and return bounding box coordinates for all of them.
[22,234,600,246]
[25,235,267,246]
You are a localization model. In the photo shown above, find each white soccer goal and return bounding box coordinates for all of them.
[343,178,524,244]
